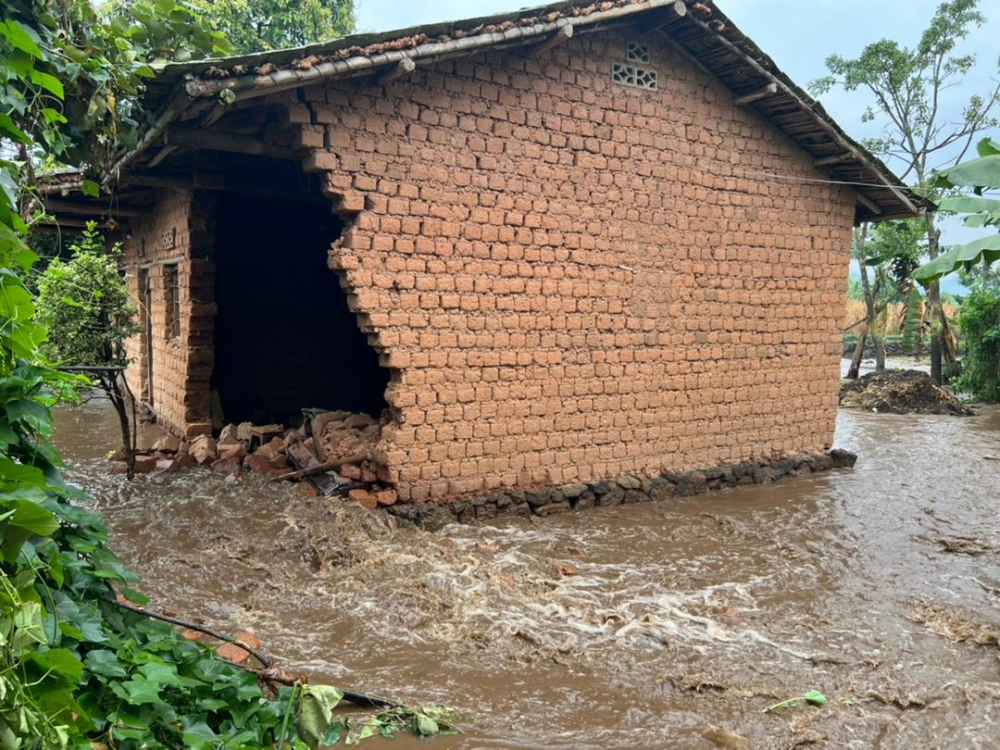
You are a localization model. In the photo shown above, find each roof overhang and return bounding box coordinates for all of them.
[90,0,927,225]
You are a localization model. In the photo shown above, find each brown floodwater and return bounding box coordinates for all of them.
[53,395,1000,749]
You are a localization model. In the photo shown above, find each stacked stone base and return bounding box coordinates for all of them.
[388,449,858,528]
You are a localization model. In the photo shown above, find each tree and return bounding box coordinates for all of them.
[181,0,354,54]
[811,0,1000,384]
[846,219,925,378]
[35,224,142,478]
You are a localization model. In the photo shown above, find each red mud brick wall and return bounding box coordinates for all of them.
[282,28,855,502]
[122,189,216,437]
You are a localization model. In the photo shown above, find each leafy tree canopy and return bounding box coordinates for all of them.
[810,0,998,191]
[0,0,231,173]
[810,0,999,382]
[142,0,356,55]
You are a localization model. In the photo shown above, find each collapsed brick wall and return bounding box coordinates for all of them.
[122,189,216,436]
[123,26,856,498]
[274,27,856,503]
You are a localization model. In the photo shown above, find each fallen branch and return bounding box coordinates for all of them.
[111,599,272,667]
[271,451,367,483]
[110,599,400,709]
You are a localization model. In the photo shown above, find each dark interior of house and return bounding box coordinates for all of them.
[211,182,389,426]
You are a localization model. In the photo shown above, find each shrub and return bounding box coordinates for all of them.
[957,286,1000,401]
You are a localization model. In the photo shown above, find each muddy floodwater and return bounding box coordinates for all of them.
[53,397,1000,749]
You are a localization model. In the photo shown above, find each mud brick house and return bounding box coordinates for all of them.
[43,0,927,504]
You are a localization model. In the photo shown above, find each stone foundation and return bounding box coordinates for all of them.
[387,449,858,528]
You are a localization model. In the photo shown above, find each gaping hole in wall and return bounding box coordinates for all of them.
[211,191,389,426]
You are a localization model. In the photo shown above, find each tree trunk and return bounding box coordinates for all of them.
[848,325,868,380]
[873,335,886,371]
[925,218,943,384]
[852,224,879,376]
[100,371,136,480]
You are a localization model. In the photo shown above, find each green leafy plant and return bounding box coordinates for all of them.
[1,4,457,748]
[761,690,828,714]
[35,222,142,478]
[955,285,1000,401]
[295,684,458,747]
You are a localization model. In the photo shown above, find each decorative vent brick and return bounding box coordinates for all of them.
[612,62,658,90]
[626,41,651,64]
[161,227,176,251]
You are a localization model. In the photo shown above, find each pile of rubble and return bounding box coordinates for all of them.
[839,370,972,415]
[116,410,397,505]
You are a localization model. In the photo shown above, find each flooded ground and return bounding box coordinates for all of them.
[53,392,1000,749]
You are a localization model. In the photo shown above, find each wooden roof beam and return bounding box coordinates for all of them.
[164,126,299,160]
[639,2,688,35]
[34,216,126,230]
[814,153,855,167]
[375,57,416,85]
[733,83,777,107]
[856,193,883,216]
[146,145,181,169]
[120,170,326,204]
[42,198,151,218]
[525,25,573,58]
[121,173,226,191]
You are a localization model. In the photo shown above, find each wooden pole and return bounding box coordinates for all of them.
[164,126,299,159]
[375,57,416,85]
[856,193,883,216]
[185,0,682,103]
[813,153,855,167]
[145,145,181,169]
[121,173,226,191]
[639,1,688,35]
[271,451,368,483]
[106,0,681,173]
[525,25,573,58]
[103,84,192,188]
[733,83,777,106]
[42,198,150,218]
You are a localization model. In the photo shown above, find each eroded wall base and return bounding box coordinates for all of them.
[387,449,858,527]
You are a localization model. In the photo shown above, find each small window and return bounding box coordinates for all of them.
[612,62,658,91]
[626,42,651,64]
[164,263,180,340]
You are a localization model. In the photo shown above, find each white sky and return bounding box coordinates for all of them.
[354,0,1000,292]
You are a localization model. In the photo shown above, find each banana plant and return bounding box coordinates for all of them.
[914,138,1000,285]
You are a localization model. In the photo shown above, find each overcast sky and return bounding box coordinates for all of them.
[354,1,1000,291]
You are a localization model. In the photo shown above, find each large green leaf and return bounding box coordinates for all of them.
[977,138,1000,158]
[938,195,1000,215]
[1,498,59,536]
[0,113,31,145]
[0,20,44,58]
[5,398,51,432]
[296,684,344,749]
[934,154,1000,189]
[0,272,35,320]
[914,234,1000,285]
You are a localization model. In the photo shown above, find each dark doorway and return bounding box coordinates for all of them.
[211,192,389,425]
